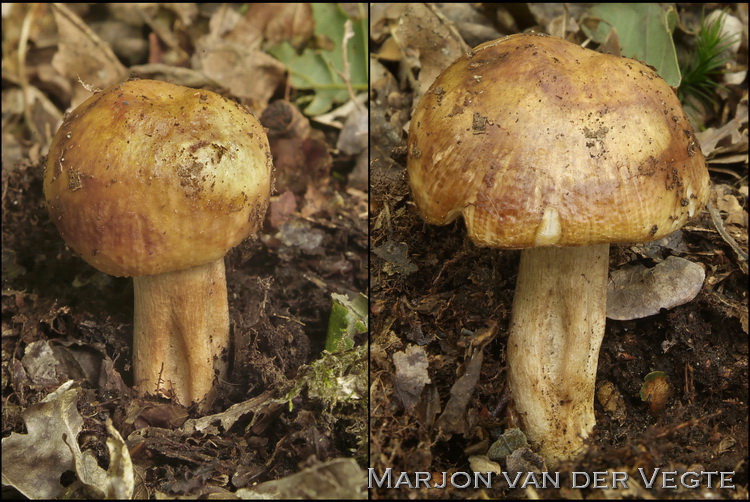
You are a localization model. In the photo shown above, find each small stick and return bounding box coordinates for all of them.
[706,197,748,268]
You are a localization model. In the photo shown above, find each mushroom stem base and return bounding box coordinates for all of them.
[507,244,609,466]
[133,259,229,406]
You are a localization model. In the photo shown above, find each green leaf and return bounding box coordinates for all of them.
[325,292,368,353]
[268,3,368,115]
[582,3,682,87]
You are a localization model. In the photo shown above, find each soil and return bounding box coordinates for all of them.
[2,147,368,495]
[369,6,748,500]
[3,152,368,496]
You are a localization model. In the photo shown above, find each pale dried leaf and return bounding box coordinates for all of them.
[21,340,61,385]
[395,3,466,103]
[236,458,366,499]
[1,381,80,499]
[607,256,706,320]
[370,4,407,43]
[714,183,747,227]
[349,149,368,191]
[312,93,367,129]
[374,36,402,61]
[239,3,313,48]
[25,85,63,151]
[695,101,748,158]
[89,19,148,66]
[436,3,502,48]
[103,419,135,499]
[193,35,285,110]
[50,3,127,106]
[468,455,503,475]
[182,391,277,435]
[278,219,325,252]
[207,3,242,38]
[393,344,431,411]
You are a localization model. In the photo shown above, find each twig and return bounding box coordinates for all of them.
[655,411,722,439]
[706,196,748,269]
[18,4,42,142]
[156,361,165,395]
[338,20,363,112]
[708,166,744,180]
[271,313,306,326]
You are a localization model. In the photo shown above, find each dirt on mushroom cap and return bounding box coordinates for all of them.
[44,79,273,277]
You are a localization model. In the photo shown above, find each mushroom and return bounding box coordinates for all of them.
[407,33,709,464]
[44,79,273,406]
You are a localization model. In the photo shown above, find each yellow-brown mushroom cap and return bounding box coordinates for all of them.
[407,33,710,248]
[44,79,273,277]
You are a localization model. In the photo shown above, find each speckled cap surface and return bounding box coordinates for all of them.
[407,33,709,248]
[45,79,273,276]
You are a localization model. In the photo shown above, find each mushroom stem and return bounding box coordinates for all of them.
[133,258,229,405]
[506,243,609,465]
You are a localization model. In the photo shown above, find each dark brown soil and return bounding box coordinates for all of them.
[2,145,368,496]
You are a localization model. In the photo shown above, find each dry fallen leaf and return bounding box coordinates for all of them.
[1,381,134,499]
[393,344,431,411]
[277,218,325,253]
[337,106,368,155]
[20,340,62,386]
[606,256,706,321]
[435,341,484,436]
[373,238,418,276]
[435,3,503,48]
[1,381,82,499]
[468,455,503,475]
[238,3,314,49]
[369,3,406,43]
[236,458,366,499]
[50,3,127,106]
[695,100,748,159]
[260,99,332,194]
[192,4,285,111]
[395,3,468,104]
[713,183,747,227]
[182,390,278,435]
[128,63,223,90]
